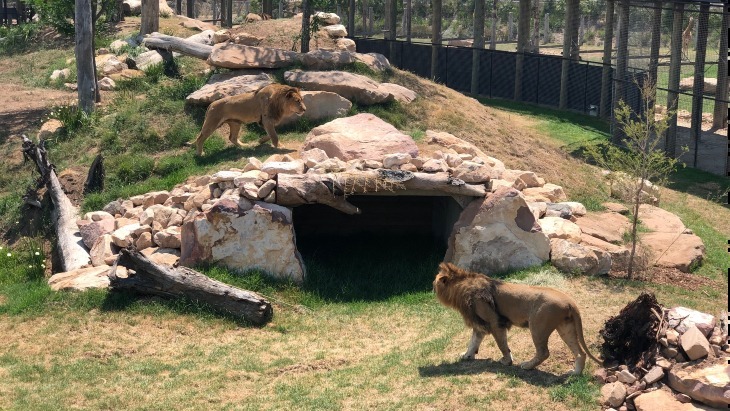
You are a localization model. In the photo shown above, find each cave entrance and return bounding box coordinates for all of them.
[292,195,464,301]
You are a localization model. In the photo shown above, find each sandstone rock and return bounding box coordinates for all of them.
[618,369,638,384]
[639,232,704,272]
[111,223,141,247]
[48,265,111,291]
[109,39,131,53]
[379,83,417,104]
[445,187,550,274]
[185,71,272,105]
[279,91,352,126]
[180,200,305,283]
[98,76,116,91]
[643,366,665,385]
[422,158,447,172]
[522,183,567,203]
[131,50,165,71]
[300,148,329,167]
[634,389,715,411]
[594,368,609,384]
[335,38,356,52]
[575,212,631,244]
[79,219,115,249]
[425,130,490,160]
[83,210,114,221]
[143,191,170,208]
[323,24,348,37]
[135,231,154,250]
[680,325,711,361]
[603,202,630,214]
[383,153,412,168]
[210,170,243,183]
[301,114,418,161]
[539,217,582,243]
[300,49,354,70]
[313,11,340,24]
[452,161,492,184]
[244,157,263,172]
[579,233,631,269]
[284,70,394,105]
[527,201,547,220]
[90,234,118,267]
[261,160,305,176]
[38,119,64,140]
[550,238,602,275]
[158,0,173,16]
[601,382,627,408]
[353,52,391,72]
[666,329,680,345]
[186,29,215,45]
[142,247,180,266]
[309,158,348,173]
[50,68,71,81]
[668,358,730,408]
[178,15,219,31]
[115,217,138,229]
[140,205,178,228]
[108,68,145,81]
[208,43,299,69]
[679,76,717,95]
[231,32,263,46]
[154,227,181,249]
[257,180,276,199]
[638,205,686,233]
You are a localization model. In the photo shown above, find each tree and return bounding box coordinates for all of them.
[587,77,682,279]
[140,0,159,36]
[75,0,96,113]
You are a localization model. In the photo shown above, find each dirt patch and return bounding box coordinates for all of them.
[272,358,349,376]
[57,167,87,207]
[608,266,726,292]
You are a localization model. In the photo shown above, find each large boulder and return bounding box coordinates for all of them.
[301,114,418,161]
[130,50,165,71]
[639,232,704,272]
[284,70,394,105]
[313,11,341,25]
[185,71,272,105]
[323,24,348,37]
[600,381,627,408]
[300,49,355,70]
[667,358,730,408]
[208,44,300,69]
[445,187,550,274]
[521,183,567,203]
[634,389,716,411]
[48,265,111,291]
[638,204,686,233]
[353,52,391,72]
[575,212,631,244]
[679,325,711,361]
[550,238,605,276]
[122,0,141,15]
[379,83,417,104]
[666,307,717,336]
[279,91,352,126]
[539,216,582,243]
[180,199,305,283]
[579,233,631,270]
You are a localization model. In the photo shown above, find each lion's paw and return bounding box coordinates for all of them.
[519,361,535,370]
[460,352,475,361]
[499,356,513,366]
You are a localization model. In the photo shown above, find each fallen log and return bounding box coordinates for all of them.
[142,32,213,60]
[21,135,90,271]
[109,248,273,325]
[276,170,487,214]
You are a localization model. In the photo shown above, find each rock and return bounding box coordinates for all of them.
[90,234,119,267]
[208,43,299,69]
[233,170,268,187]
[50,68,71,81]
[642,366,665,385]
[666,329,680,345]
[257,180,276,199]
[300,49,355,70]
[186,30,215,46]
[284,70,394,105]
[594,368,609,384]
[425,130,489,160]
[618,369,638,384]
[180,200,305,283]
[185,71,272,105]
[82,210,114,222]
[109,39,130,53]
[158,0,173,16]
[639,232,704,272]
[545,202,587,218]
[601,382,627,408]
[261,160,305,176]
[656,357,672,370]
[634,389,715,411]
[115,217,138,230]
[210,170,243,183]
[312,11,340,24]
[245,12,262,22]
[662,346,679,358]
[135,231,154,250]
[550,238,602,275]
[579,234,631,270]
[309,158,348,173]
[452,161,492,184]
[101,56,127,75]
[608,172,661,205]
[575,212,631,244]
[638,205,686,233]
[675,393,692,404]
[323,24,348,37]
[603,202,630,214]
[335,38,356,52]
[667,307,717,337]
[668,358,730,408]
[79,219,115,249]
[142,247,180,266]
[98,76,116,91]
[353,52,391,72]
[244,157,263,171]
[178,15,219,31]
[48,265,111,291]
[300,148,329,167]
[539,217,582,243]
[383,153,412,168]
[301,114,418,161]
[379,83,417,104]
[143,191,170,208]
[521,183,567,203]
[422,158,447,172]
[111,223,141,247]
[37,119,64,140]
[131,50,165,71]
[680,325,711,361]
[279,91,352,126]
[231,32,263,46]
[154,227,181,249]
[445,187,550,274]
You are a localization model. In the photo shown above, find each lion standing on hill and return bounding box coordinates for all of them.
[191,84,306,156]
[433,262,601,375]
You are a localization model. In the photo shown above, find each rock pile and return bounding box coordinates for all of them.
[595,307,729,410]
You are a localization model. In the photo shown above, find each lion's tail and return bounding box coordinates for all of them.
[572,305,602,365]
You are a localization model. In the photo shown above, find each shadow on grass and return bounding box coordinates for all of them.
[418,358,566,387]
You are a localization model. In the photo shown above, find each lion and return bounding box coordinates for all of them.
[433,262,601,375]
[191,84,306,156]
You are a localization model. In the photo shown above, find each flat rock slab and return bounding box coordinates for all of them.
[353,52,391,72]
[638,204,686,233]
[379,83,417,104]
[575,212,631,244]
[279,91,352,126]
[208,43,300,69]
[667,358,730,408]
[667,307,717,336]
[580,233,631,269]
[300,49,355,70]
[550,238,603,276]
[48,265,111,291]
[445,187,550,274]
[179,16,219,32]
[284,70,394,105]
[639,232,704,272]
[185,71,272,105]
[634,389,718,411]
[539,216,582,243]
[301,113,418,161]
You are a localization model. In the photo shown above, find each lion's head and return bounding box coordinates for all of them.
[268,85,306,121]
[433,262,497,317]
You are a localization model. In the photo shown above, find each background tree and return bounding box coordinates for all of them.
[587,77,682,279]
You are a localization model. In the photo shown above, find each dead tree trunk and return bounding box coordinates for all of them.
[21,136,90,272]
[142,32,214,59]
[75,0,96,113]
[110,248,273,325]
[140,0,160,36]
